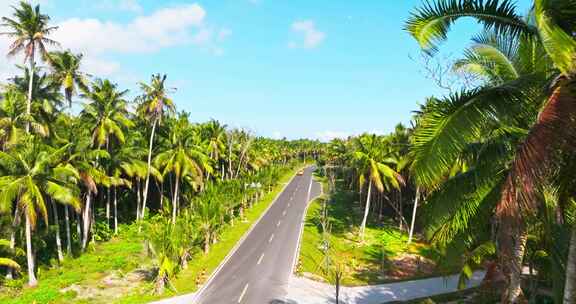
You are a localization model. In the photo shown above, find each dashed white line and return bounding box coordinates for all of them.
[277,220,282,227]
[268,234,274,243]
[238,283,249,303]
[282,210,287,216]
[257,253,265,265]
[287,203,291,207]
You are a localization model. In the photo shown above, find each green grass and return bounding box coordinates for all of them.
[0,225,148,304]
[298,175,437,286]
[1,165,305,304]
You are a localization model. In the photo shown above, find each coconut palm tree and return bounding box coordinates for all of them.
[201,119,227,180]
[155,114,210,224]
[47,51,89,108]
[349,134,404,241]
[0,140,81,286]
[137,74,175,222]
[0,89,48,150]
[81,79,133,226]
[405,1,576,301]
[0,1,59,133]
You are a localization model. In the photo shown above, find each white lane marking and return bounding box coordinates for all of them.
[238,283,249,303]
[257,253,265,265]
[277,220,282,227]
[268,234,274,243]
[288,203,291,207]
[291,173,318,273]
[282,210,287,216]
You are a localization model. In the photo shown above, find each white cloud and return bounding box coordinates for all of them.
[53,4,206,55]
[289,20,325,49]
[1,2,229,83]
[315,131,351,142]
[272,131,282,139]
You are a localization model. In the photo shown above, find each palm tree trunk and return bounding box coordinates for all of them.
[564,225,576,304]
[172,176,180,225]
[51,199,64,262]
[398,190,403,230]
[141,118,158,221]
[136,180,141,221]
[76,211,82,246]
[360,181,372,241]
[6,206,20,280]
[25,53,35,134]
[408,187,420,244]
[106,186,111,226]
[204,231,210,254]
[64,205,72,255]
[25,213,37,287]
[159,181,164,210]
[502,227,527,303]
[114,187,118,235]
[82,192,92,251]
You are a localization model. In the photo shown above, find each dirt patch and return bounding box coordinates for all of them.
[60,268,154,303]
[386,253,436,279]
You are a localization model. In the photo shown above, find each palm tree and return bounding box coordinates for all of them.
[81,79,133,227]
[154,114,210,224]
[47,50,89,108]
[0,140,81,286]
[194,197,223,254]
[1,1,59,133]
[137,74,175,222]
[349,134,404,241]
[405,1,576,301]
[0,88,48,150]
[201,119,227,180]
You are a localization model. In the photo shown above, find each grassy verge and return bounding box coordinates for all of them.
[1,165,304,304]
[0,226,148,304]
[297,174,439,286]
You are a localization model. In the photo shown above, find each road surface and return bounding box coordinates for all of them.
[194,166,322,304]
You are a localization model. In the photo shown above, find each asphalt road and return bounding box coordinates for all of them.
[194,166,322,304]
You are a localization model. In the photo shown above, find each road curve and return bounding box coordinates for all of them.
[194,166,322,304]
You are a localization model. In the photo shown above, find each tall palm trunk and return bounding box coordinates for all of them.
[360,181,372,241]
[136,180,141,220]
[564,225,576,304]
[106,187,111,226]
[64,205,72,254]
[25,213,37,286]
[501,226,527,303]
[113,187,118,235]
[141,118,158,221]
[25,53,35,133]
[408,187,420,244]
[172,175,180,225]
[6,206,20,279]
[204,231,210,253]
[51,200,64,262]
[82,192,92,251]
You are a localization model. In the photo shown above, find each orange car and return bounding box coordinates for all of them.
[297,170,304,176]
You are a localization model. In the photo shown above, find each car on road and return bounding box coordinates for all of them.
[297,170,304,176]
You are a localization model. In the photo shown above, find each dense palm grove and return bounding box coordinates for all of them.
[318,0,576,303]
[2,0,576,303]
[0,2,320,295]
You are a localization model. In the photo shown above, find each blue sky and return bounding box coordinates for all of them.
[0,0,532,141]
